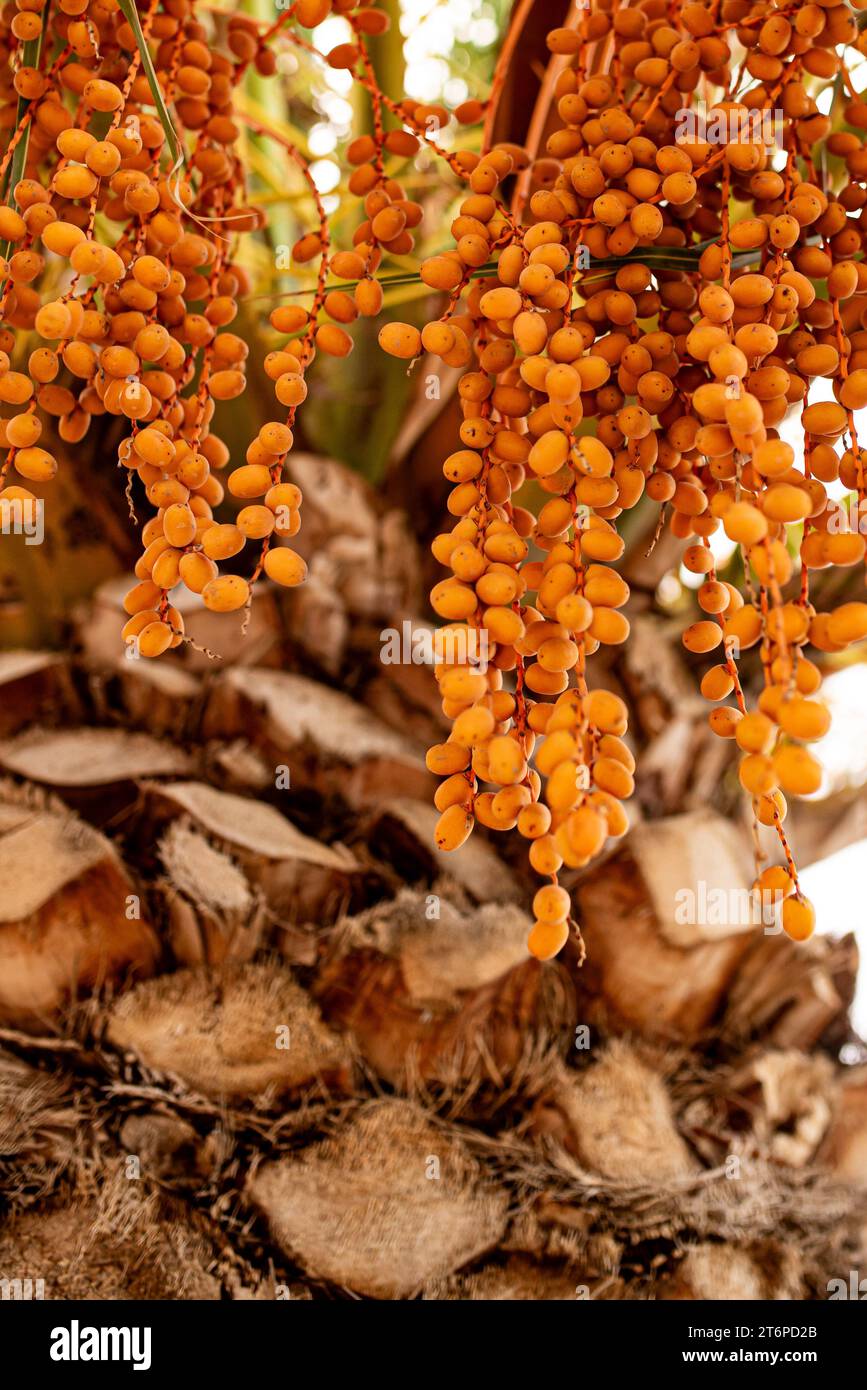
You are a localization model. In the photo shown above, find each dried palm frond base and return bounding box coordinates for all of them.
[0,778,159,1029]
[0,645,864,1301]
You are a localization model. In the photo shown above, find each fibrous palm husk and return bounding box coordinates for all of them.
[204,739,275,795]
[90,655,202,740]
[0,1174,223,1300]
[358,613,449,749]
[731,1050,836,1168]
[721,929,857,1052]
[424,1255,593,1301]
[313,888,574,1094]
[247,1098,509,1298]
[0,1052,83,1198]
[502,1144,863,1297]
[105,960,353,1103]
[0,726,192,787]
[0,643,863,1302]
[655,1241,805,1301]
[532,1042,697,1183]
[564,809,845,1045]
[821,1065,867,1190]
[117,1110,218,1187]
[0,726,194,827]
[820,1066,867,1265]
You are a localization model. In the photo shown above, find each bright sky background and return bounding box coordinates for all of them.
[802,837,867,1041]
[303,0,500,202]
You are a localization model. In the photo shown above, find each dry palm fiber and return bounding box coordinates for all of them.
[106,960,353,1102]
[313,887,574,1093]
[247,1098,510,1298]
[0,1052,82,1198]
[0,1174,223,1301]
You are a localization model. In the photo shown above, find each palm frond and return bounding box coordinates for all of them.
[0,28,45,264]
[115,0,184,176]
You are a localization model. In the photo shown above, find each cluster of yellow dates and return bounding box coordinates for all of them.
[378,0,867,955]
[6,0,867,957]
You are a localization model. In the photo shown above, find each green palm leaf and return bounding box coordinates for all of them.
[0,28,45,265]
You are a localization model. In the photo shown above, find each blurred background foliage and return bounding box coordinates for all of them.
[225,0,512,482]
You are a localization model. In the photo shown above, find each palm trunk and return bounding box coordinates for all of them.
[0,449,864,1300]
